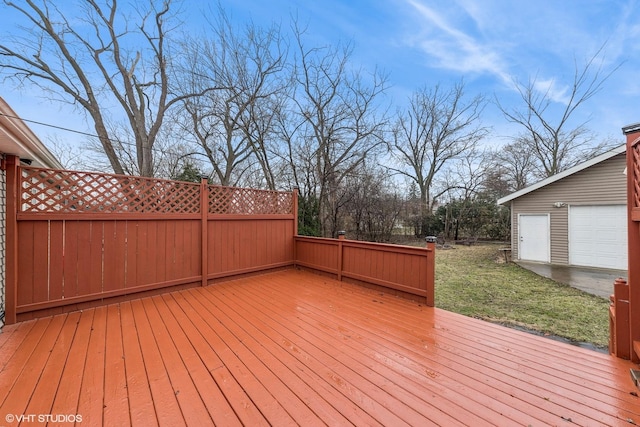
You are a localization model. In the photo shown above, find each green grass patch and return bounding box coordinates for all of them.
[434,243,610,348]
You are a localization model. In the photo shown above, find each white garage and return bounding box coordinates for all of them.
[569,205,627,270]
[497,145,628,271]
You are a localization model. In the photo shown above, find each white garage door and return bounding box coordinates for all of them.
[519,214,550,262]
[569,205,627,270]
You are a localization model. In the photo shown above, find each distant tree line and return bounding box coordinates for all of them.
[0,0,617,241]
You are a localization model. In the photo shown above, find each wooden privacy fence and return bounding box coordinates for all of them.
[3,156,437,324]
[4,160,296,323]
[294,234,436,305]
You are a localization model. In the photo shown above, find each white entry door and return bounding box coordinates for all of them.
[519,214,550,262]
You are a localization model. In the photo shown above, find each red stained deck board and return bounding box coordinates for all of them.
[166,291,271,427]
[0,315,65,415]
[153,294,242,427]
[76,306,107,426]
[258,276,598,424]
[128,298,185,427]
[174,289,299,426]
[24,311,81,417]
[201,281,467,426]
[0,321,35,365]
[49,310,94,425]
[119,301,158,427]
[0,269,637,427]
[103,304,131,427]
[139,297,213,426]
[236,276,510,426]
[284,272,640,424]
[189,286,360,427]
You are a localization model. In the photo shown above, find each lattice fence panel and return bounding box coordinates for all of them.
[633,143,640,210]
[208,185,293,215]
[21,167,201,214]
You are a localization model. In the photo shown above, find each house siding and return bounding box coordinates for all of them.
[510,153,627,265]
[0,154,5,328]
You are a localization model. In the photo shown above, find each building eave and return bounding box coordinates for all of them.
[0,97,63,169]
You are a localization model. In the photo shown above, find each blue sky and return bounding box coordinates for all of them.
[2,0,639,149]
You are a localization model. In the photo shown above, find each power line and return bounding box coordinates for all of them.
[0,111,197,157]
[0,111,101,139]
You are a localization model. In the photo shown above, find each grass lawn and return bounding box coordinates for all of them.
[433,243,610,348]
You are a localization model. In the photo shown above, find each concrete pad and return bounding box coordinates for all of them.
[516,262,627,299]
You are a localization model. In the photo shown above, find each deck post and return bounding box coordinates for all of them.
[200,178,208,287]
[611,278,630,358]
[337,231,345,281]
[425,236,437,307]
[292,187,299,236]
[624,126,640,362]
[4,155,19,324]
[292,188,299,266]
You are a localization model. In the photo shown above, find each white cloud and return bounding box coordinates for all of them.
[532,78,570,105]
[404,0,512,84]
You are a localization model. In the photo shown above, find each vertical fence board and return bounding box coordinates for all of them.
[181,220,191,277]
[49,222,64,301]
[76,221,93,297]
[221,222,230,273]
[233,223,241,269]
[17,222,34,306]
[63,221,79,299]
[32,221,49,304]
[146,221,158,285]
[409,255,421,290]
[89,222,104,295]
[156,221,167,284]
[170,220,183,281]
[136,221,149,287]
[257,220,267,266]
[191,221,201,276]
[103,221,119,292]
[125,222,137,289]
[164,221,176,281]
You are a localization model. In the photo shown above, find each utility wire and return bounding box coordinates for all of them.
[0,111,197,157]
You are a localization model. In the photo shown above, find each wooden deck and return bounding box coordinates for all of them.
[0,269,638,426]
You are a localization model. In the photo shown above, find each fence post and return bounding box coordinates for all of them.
[292,187,299,236]
[337,231,345,281]
[292,188,299,267]
[612,278,631,359]
[4,155,19,324]
[425,236,437,307]
[200,178,208,287]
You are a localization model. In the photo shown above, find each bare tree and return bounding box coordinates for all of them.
[497,48,618,178]
[46,137,90,171]
[344,166,402,242]
[287,24,389,237]
[0,0,207,176]
[491,138,537,191]
[391,81,487,236]
[179,11,287,187]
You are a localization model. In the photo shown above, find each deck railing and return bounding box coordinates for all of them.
[3,156,437,324]
[294,234,436,305]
